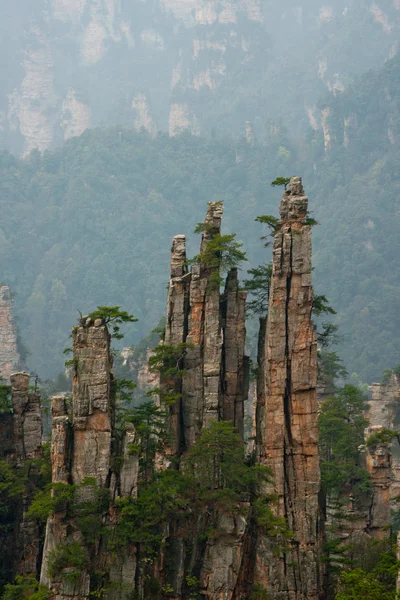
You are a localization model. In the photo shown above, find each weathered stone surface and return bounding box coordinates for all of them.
[164,234,189,456]
[41,320,114,599]
[50,393,71,485]
[10,371,43,465]
[199,509,250,600]
[363,426,392,539]
[120,424,139,498]
[255,177,321,600]
[71,320,113,486]
[221,268,247,437]
[0,286,21,380]
[367,373,400,430]
[8,372,43,577]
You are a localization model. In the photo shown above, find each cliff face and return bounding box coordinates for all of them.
[166,202,249,453]
[255,177,321,599]
[0,372,43,585]
[2,1,400,154]
[0,286,21,380]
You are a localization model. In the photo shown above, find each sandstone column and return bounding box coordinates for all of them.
[71,317,113,485]
[256,176,320,600]
[41,318,114,599]
[221,268,248,437]
[163,234,190,456]
[10,371,43,578]
[182,202,223,447]
[363,426,392,539]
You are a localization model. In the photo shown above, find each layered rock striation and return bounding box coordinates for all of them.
[255,177,321,599]
[164,202,249,456]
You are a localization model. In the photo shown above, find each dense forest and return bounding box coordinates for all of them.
[2,53,400,382]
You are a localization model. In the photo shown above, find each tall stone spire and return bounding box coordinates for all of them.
[255,176,321,599]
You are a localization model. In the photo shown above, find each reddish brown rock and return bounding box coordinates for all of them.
[220,268,248,438]
[255,176,321,600]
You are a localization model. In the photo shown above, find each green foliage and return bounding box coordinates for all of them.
[318,350,348,390]
[111,469,190,553]
[382,366,400,384]
[191,232,247,290]
[28,479,109,545]
[148,343,189,380]
[319,385,370,497]
[366,428,399,451]
[1,576,49,600]
[87,306,137,340]
[318,323,340,349]
[304,216,319,227]
[243,264,272,316]
[251,583,271,600]
[334,551,399,599]
[0,380,11,414]
[123,401,169,481]
[48,542,89,584]
[312,294,337,317]
[183,420,271,509]
[271,177,291,189]
[111,421,274,555]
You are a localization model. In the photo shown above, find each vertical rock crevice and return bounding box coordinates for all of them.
[255,176,321,600]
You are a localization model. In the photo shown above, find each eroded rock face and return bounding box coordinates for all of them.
[41,319,139,599]
[0,286,21,380]
[9,372,43,578]
[255,176,321,600]
[163,203,248,452]
[363,426,392,539]
[10,371,42,466]
[71,319,113,486]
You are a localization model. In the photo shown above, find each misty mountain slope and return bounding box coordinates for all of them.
[308,54,400,381]
[2,0,400,155]
[2,46,400,383]
[0,129,293,377]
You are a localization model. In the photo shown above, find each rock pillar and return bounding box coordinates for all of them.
[221,268,248,438]
[255,176,320,600]
[163,234,190,457]
[0,285,21,380]
[10,372,43,577]
[10,372,42,466]
[41,318,114,599]
[363,426,392,539]
[71,318,113,485]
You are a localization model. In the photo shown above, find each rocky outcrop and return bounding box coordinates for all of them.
[10,372,42,466]
[163,202,249,451]
[8,372,43,578]
[363,426,392,539]
[0,285,21,380]
[367,373,400,430]
[71,319,114,486]
[255,177,321,600]
[41,317,139,600]
[41,318,114,598]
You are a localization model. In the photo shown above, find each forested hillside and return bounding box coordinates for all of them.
[2,0,400,154]
[0,129,292,377]
[308,55,400,381]
[1,46,400,384]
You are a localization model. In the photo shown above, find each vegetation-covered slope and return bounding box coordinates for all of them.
[2,0,400,154]
[308,55,400,381]
[2,56,400,381]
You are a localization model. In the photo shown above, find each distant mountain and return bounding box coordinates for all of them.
[2,0,400,154]
[307,55,400,382]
